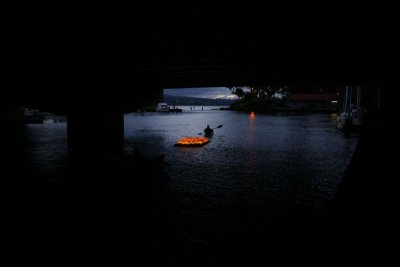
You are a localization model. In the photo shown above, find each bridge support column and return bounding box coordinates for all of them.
[67,112,124,157]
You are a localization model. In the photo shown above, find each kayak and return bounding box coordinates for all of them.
[204,132,214,138]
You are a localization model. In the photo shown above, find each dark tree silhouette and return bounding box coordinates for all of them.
[229,87,246,99]
[229,86,288,99]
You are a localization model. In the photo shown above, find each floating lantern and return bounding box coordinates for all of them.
[175,137,210,147]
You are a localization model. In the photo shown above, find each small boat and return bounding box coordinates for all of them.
[337,86,364,134]
[204,130,214,138]
[155,103,170,112]
[24,108,44,123]
[175,137,210,147]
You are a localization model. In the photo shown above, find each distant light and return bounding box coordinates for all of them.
[331,101,338,103]
[250,111,255,118]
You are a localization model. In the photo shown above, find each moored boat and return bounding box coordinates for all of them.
[155,103,170,112]
[337,86,364,134]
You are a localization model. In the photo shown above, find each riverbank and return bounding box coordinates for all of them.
[222,95,338,113]
[220,106,338,113]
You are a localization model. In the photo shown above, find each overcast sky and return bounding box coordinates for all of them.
[164,87,237,99]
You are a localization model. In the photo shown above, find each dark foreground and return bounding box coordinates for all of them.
[2,111,395,265]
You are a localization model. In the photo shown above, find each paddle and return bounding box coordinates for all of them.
[198,124,223,135]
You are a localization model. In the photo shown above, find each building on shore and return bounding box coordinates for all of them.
[287,93,339,112]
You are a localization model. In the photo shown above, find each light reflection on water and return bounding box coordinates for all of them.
[124,109,358,215]
[21,110,358,220]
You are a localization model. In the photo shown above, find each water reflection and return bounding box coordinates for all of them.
[10,110,358,210]
[125,110,358,210]
[4,109,360,264]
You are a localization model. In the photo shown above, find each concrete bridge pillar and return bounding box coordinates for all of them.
[66,87,163,157]
[67,112,124,157]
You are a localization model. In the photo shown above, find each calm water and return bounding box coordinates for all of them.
[125,107,357,214]
[22,109,358,210]
[8,108,360,263]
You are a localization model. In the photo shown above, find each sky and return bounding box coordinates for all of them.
[164,87,238,99]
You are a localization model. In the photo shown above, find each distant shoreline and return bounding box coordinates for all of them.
[219,106,337,113]
[163,95,236,106]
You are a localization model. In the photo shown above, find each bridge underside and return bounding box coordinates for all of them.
[3,9,392,265]
[4,16,386,157]
[6,10,388,114]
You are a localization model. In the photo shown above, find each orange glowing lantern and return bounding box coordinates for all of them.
[175,137,210,147]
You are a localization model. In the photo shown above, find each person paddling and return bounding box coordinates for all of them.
[204,125,214,136]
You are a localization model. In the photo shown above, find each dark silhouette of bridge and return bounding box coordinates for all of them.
[5,25,386,153]
[2,11,391,265]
